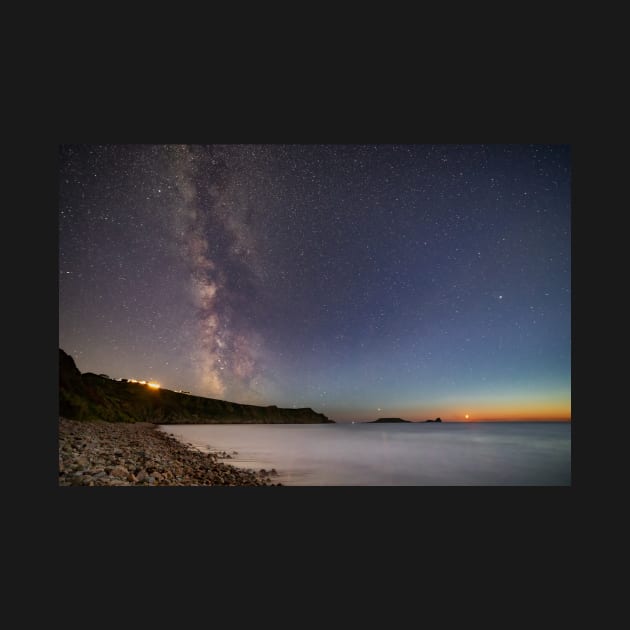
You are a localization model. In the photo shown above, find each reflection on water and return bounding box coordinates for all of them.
[159,422,571,486]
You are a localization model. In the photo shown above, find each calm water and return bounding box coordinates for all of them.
[159,422,571,486]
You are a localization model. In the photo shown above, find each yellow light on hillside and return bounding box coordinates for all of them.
[147,382,160,389]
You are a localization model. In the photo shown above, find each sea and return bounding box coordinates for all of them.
[158,421,571,486]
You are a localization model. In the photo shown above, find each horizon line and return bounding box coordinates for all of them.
[335,418,571,423]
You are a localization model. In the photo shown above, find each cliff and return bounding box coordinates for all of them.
[59,349,332,424]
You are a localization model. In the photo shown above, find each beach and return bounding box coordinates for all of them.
[58,418,280,486]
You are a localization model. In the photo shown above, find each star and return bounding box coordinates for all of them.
[59,143,571,422]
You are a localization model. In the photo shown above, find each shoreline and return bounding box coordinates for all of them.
[58,417,281,486]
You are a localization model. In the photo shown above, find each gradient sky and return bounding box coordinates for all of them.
[59,144,571,422]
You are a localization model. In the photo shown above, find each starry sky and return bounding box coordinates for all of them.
[59,144,571,422]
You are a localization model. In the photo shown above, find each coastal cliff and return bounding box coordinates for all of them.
[59,349,332,424]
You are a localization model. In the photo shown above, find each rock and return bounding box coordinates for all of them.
[110,465,129,479]
[58,417,286,488]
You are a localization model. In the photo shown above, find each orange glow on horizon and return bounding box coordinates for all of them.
[147,382,160,389]
[391,399,571,422]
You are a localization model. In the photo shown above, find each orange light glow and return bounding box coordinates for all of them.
[147,382,160,389]
[392,397,571,422]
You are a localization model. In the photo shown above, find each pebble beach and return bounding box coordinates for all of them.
[58,418,280,486]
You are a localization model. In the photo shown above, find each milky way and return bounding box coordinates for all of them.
[169,145,266,398]
[59,144,571,421]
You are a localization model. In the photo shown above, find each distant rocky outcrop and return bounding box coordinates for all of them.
[370,417,410,423]
[424,417,442,423]
[59,349,333,424]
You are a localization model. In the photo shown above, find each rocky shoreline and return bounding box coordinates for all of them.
[58,417,281,486]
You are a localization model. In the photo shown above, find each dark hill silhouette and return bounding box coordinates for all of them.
[59,349,332,424]
[425,417,442,423]
[370,417,410,423]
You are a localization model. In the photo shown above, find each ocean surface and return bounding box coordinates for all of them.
[158,422,571,486]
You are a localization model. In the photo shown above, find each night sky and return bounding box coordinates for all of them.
[59,144,571,422]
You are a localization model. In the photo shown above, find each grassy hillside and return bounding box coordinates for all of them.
[59,349,332,424]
